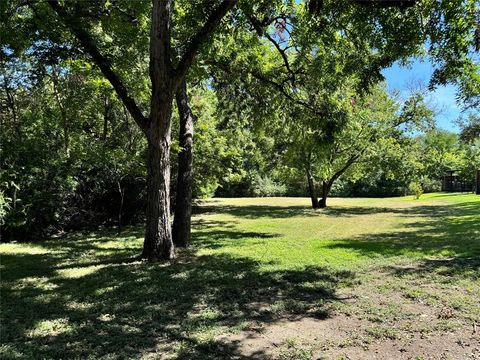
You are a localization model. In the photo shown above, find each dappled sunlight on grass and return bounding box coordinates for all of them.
[1,193,479,358]
[193,195,479,271]
[11,277,59,291]
[56,265,106,279]
[26,318,74,338]
[0,243,49,255]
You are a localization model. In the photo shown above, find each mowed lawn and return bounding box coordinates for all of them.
[1,193,479,359]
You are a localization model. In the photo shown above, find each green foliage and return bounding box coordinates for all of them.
[458,113,480,144]
[0,56,147,240]
[419,175,441,193]
[2,0,479,238]
[0,188,13,226]
[251,174,286,197]
[408,181,424,200]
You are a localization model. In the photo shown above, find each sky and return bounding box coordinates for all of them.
[381,59,462,132]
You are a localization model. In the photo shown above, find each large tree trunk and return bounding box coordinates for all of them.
[172,79,194,247]
[142,0,175,260]
[319,154,361,208]
[142,120,175,260]
[306,168,319,208]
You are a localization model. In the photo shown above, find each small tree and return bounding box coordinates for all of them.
[408,181,423,200]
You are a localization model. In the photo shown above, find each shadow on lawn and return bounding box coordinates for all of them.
[1,234,355,359]
[324,200,480,277]
[385,256,480,280]
[2,198,479,358]
[193,199,479,263]
[193,204,317,219]
[194,199,479,220]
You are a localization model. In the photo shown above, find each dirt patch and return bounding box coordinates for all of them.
[218,313,480,359]
[322,331,480,360]
[217,265,480,360]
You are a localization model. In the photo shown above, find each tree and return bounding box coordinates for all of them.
[284,86,418,208]
[2,0,478,248]
[458,113,480,144]
[40,0,238,259]
[209,0,478,205]
[172,79,195,247]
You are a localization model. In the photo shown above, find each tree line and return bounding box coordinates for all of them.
[1,0,479,259]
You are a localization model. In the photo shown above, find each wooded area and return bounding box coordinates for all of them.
[1,1,479,358]
[2,0,479,248]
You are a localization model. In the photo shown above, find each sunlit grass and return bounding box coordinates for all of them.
[1,192,479,359]
[194,193,480,270]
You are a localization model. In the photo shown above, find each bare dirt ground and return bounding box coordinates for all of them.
[219,315,479,359]
[218,269,480,360]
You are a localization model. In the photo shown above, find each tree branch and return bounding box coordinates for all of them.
[46,0,149,133]
[328,152,362,186]
[247,14,296,85]
[206,59,326,117]
[174,0,238,88]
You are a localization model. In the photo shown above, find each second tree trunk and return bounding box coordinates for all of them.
[306,168,319,208]
[172,80,194,247]
[319,180,331,208]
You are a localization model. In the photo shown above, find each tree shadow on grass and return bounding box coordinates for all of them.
[190,214,281,250]
[192,228,279,250]
[323,200,480,277]
[1,237,355,359]
[193,204,317,219]
[384,256,480,281]
[3,198,478,358]
[321,200,480,218]
[193,200,480,221]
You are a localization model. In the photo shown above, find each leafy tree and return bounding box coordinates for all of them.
[8,0,239,259]
[282,86,434,208]
[2,0,479,249]
[209,0,478,206]
[458,113,480,144]
[408,181,423,199]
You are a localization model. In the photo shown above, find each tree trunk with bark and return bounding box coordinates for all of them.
[306,167,319,208]
[319,154,362,208]
[142,100,175,259]
[319,180,332,208]
[142,0,175,260]
[172,79,194,247]
[143,138,174,259]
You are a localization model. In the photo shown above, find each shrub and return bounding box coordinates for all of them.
[419,176,441,193]
[252,175,286,197]
[196,181,219,199]
[408,181,424,199]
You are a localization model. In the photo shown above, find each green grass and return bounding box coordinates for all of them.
[1,193,479,359]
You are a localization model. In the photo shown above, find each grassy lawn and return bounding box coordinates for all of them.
[1,193,479,359]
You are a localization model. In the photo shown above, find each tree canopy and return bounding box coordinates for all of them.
[1,0,479,256]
